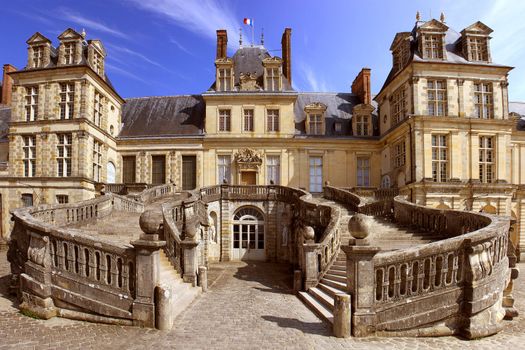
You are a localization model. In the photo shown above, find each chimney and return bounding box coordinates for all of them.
[281,28,292,86]
[351,68,371,105]
[216,29,228,59]
[1,64,16,106]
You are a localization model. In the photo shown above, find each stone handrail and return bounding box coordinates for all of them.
[135,183,175,203]
[343,195,512,338]
[323,186,394,218]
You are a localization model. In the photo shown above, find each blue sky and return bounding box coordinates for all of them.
[2,0,524,101]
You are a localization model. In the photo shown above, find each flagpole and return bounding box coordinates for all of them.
[251,21,254,46]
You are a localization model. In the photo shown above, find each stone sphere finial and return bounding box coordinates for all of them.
[303,226,315,241]
[348,213,371,239]
[139,209,163,235]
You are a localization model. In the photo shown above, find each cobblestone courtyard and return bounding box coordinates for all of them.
[1,250,524,350]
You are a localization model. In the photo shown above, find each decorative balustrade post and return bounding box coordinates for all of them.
[131,233,165,328]
[342,243,380,337]
[180,203,201,285]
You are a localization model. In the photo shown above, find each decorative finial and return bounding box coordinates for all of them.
[440,12,445,23]
[260,27,264,46]
[239,27,243,47]
[81,28,86,39]
[416,11,421,21]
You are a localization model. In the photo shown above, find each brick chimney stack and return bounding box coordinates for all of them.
[216,30,228,59]
[1,64,16,106]
[351,68,371,105]
[281,28,292,86]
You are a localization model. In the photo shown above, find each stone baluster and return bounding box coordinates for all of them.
[110,255,119,288]
[87,249,97,280]
[78,246,87,277]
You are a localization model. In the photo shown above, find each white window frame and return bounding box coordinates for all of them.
[217,67,233,91]
[267,109,280,132]
[308,114,323,135]
[474,82,493,119]
[468,37,488,62]
[357,156,370,187]
[266,155,280,185]
[427,79,447,116]
[309,156,323,193]
[64,42,75,64]
[94,90,103,126]
[423,34,443,59]
[217,155,231,184]
[431,134,448,182]
[218,109,231,132]
[33,46,44,68]
[265,67,280,91]
[479,136,494,183]
[93,139,102,182]
[392,85,407,125]
[393,141,406,168]
[25,86,38,121]
[23,135,36,177]
[60,83,75,120]
[57,133,72,177]
[355,115,370,136]
[243,109,254,132]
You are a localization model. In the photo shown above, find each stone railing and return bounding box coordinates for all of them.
[342,196,514,339]
[324,186,394,218]
[134,183,175,203]
[163,184,342,290]
[8,191,165,328]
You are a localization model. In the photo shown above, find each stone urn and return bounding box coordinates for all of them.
[139,209,164,235]
[348,213,371,239]
[303,226,315,241]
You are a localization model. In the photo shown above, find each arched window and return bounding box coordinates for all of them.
[381,175,391,189]
[232,207,265,259]
[107,161,116,184]
[233,207,264,221]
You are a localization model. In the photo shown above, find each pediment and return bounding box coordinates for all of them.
[58,28,82,41]
[461,21,493,35]
[26,32,51,45]
[88,40,106,55]
[215,57,233,65]
[390,32,411,51]
[262,57,282,65]
[418,19,449,33]
[304,102,327,111]
[352,103,375,114]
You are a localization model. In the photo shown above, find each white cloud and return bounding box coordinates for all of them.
[299,62,330,92]
[57,8,130,39]
[169,38,194,56]
[105,62,151,84]
[127,0,239,44]
[106,43,165,69]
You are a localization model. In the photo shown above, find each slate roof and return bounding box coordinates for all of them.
[119,95,205,137]
[510,102,525,131]
[0,105,11,142]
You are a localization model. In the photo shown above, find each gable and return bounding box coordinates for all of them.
[390,32,411,51]
[462,21,493,35]
[418,19,449,33]
[26,32,51,45]
[58,28,82,41]
[89,40,106,55]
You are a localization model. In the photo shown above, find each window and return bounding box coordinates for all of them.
[93,140,102,182]
[21,194,33,207]
[94,91,103,126]
[64,42,75,64]
[431,135,448,182]
[243,109,254,132]
[265,67,280,91]
[355,115,369,136]
[93,52,103,75]
[56,195,69,204]
[218,109,231,132]
[309,156,323,193]
[217,68,232,91]
[151,155,166,185]
[393,141,406,168]
[427,80,447,116]
[266,156,280,185]
[334,122,342,133]
[423,35,443,59]
[122,156,136,183]
[23,135,36,177]
[474,83,493,119]
[393,44,410,72]
[32,46,44,68]
[479,136,494,183]
[267,109,279,132]
[57,134,72,177]
[232,207,265,250]
[357,157,370,187]
[217,155,231,184]
[392,86,407,125]
[381,175,391,189]
[59,83,75,119]
[468,37,488,62]
[308,114,323,135]
[182,155,197,190]
[107,162,116,184]
[25,86,38,121]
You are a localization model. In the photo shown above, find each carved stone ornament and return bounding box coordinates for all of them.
[234,148,262,165]
[239,72,259,91]
[304,102,327,112]
[28,232,50,267]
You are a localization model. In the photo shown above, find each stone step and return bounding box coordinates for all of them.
[330,264,346,272]
[318,282,346,297]
[328,268,346,277]
[332,261,346,267]
[309,286,335,311]
[323,273,347,284]
[298,291,333,324]
[320,277,347,291]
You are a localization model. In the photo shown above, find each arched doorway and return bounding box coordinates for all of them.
[232,207,265,260]
[107,161,116,184]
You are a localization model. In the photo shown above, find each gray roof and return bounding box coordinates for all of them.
[119,95,205,137]
[0,105,10,141]
[510,102,525,117]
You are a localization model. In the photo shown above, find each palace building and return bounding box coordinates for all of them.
[0,15,524,261]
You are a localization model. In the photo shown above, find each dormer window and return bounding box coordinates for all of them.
[468,38,488,61]
[32,46,44,68]
[87,40,106,77]
[93,51,103,75]
[304,102,327,136]
[263,57,282,91]
[417,19,448,60]
[422,35,443,59]
[215,58,234,92]
[461,21,493,62]
[390,32,411,73]
[355,115,370,136]
[64,42,75,64]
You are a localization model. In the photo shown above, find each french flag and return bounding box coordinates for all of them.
[243,18,253,26]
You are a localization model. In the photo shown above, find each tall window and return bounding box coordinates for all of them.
[357,157,370,187]
[217,155,231,184]
[25,86,38,121]
[423,35,443,59]
[479,136,494,183]
[60,83,75,119]
[218,109,231,132]
[64,42,75,64]
[93,52,103,75]
[431,135,448,182]
[218,68,232,91]
[265,67,280,91]
[468,37,488,62]
[308,114,323,135]
[23,135,36,177]
[267,109,279,132]
[392,86,407,125]
[427,80,447,116]
[57,134,72,177]
[355,115,369,136]
[32,46,44,68]
[93,140,102,181]
[393,141,406,168]
[122,156,136,183]
[266,156,280,185]
[151,155,166,185]
[474,83,493,119]
[93,91,103,126]
[243,109,254,132]
[309,156,323,193]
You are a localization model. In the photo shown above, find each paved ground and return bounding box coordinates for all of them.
[1,250,524,349]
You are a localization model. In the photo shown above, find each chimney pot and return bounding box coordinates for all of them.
[216,29,228,59]
[351,68,371,105]
[281,28,292,87]
[1,64,16,106]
